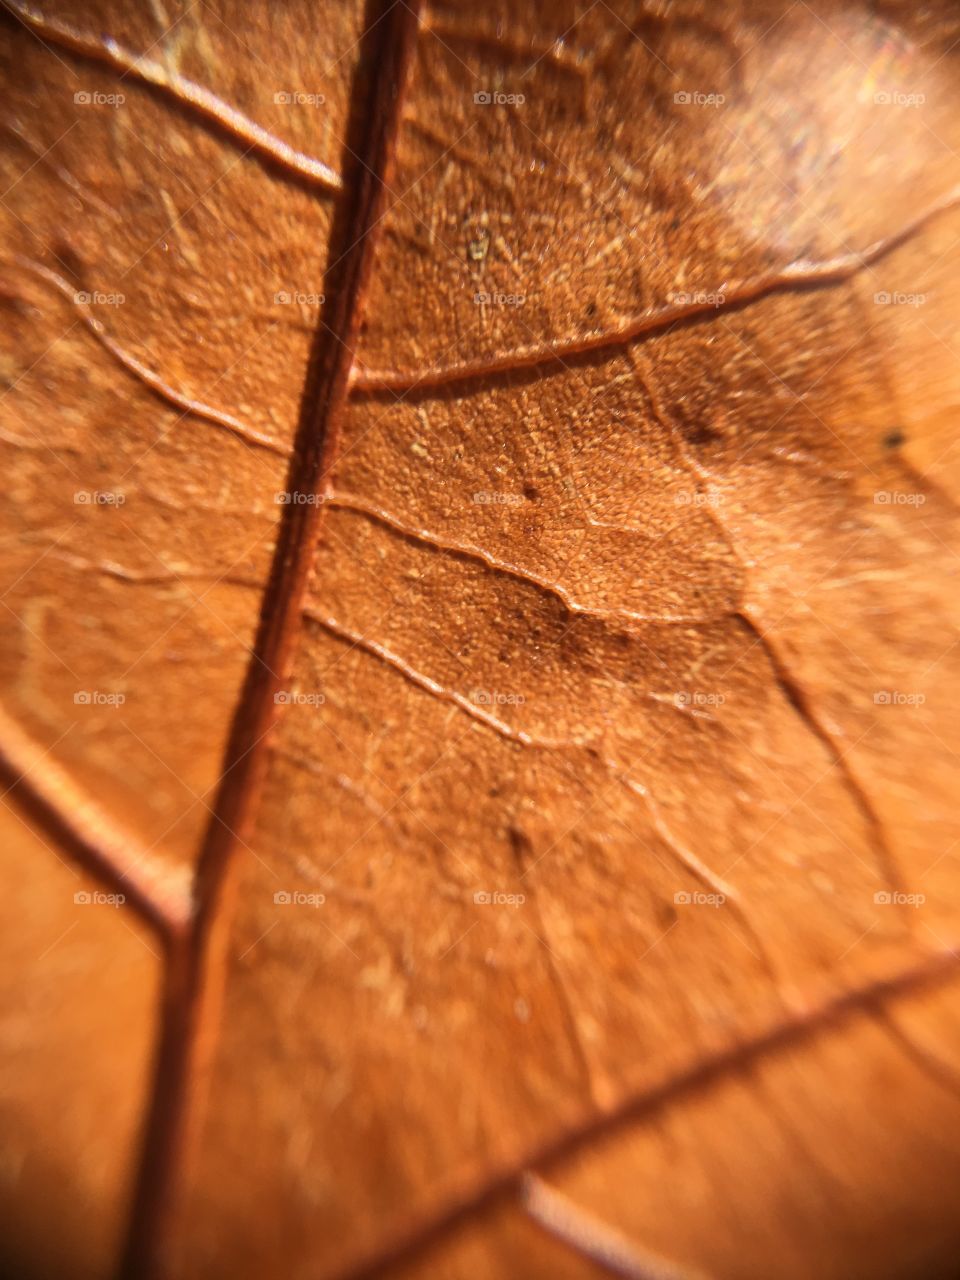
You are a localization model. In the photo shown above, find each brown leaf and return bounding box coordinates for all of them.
[2,2,960,1279]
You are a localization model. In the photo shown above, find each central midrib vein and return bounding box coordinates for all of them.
[118,4,425,1276]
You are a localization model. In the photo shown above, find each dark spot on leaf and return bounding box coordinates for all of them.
[686,420,720,446]
[654,899,679,929]
[52,240,85,285]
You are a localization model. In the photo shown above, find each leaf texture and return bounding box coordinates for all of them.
[2,2,960,1279]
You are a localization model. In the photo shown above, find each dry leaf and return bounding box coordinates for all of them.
[2,2,960,1279]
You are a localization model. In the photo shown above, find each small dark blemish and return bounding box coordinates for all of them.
[53,240,85,285]
[654,899,679,929]
[523,484,540,502]
[508,826,534,861]
[883,428,905,449]
[686,421,718,446]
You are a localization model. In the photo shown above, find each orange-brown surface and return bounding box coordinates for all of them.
[2,2,960,1278]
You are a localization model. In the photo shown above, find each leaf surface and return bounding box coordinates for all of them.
[2,3,960,1279]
